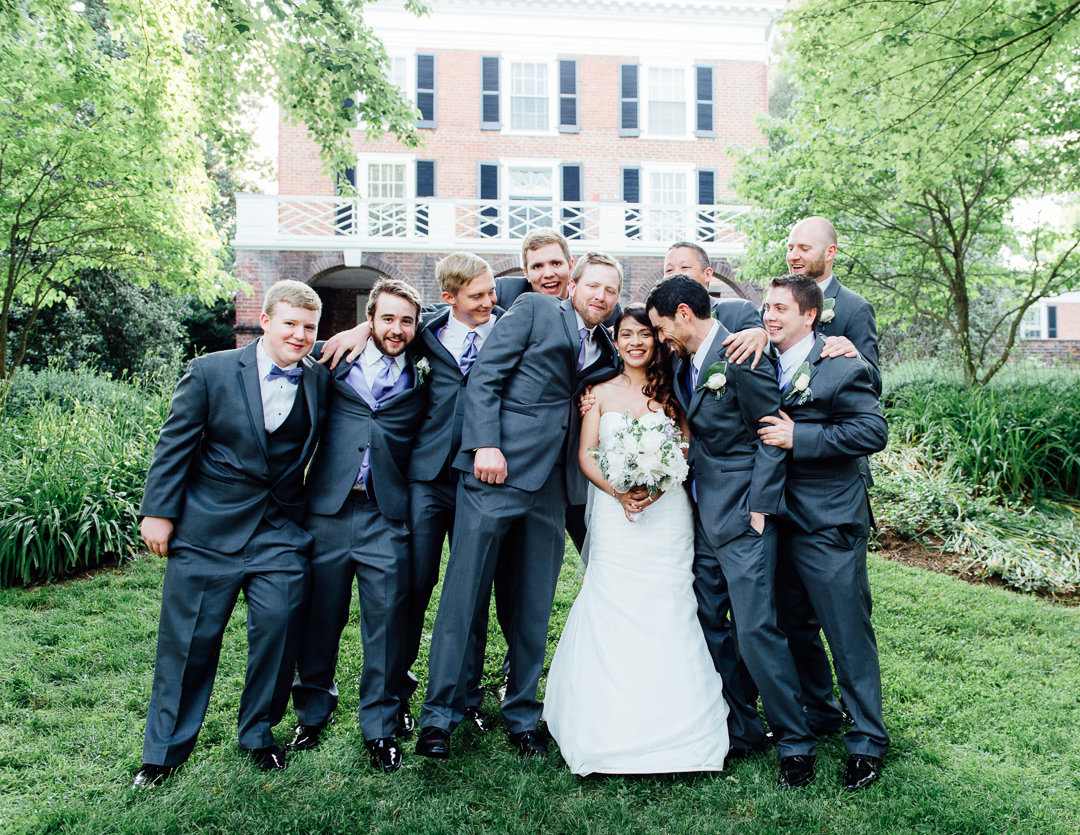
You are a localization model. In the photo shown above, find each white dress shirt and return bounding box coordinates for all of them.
[256,339,301,434]
[776,331,816,390]
[574,311,602,370]
[689,319,721,389]
[439,312,497,364]
[818,275,836,296]
[359,339,406,388]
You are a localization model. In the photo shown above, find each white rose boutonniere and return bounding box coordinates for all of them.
[694,361,728,400]
[819,297,835,324]
[783,361,814,406]
[415,357,431,385]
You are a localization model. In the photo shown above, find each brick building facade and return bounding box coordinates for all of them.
[233,0,783,343]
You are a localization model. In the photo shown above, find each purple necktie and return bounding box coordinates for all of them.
[371,356,396,403]
[459,331,479,374]
[577,327,590,372]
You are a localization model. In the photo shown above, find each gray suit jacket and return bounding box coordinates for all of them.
[780,335,888,535]
[140,342,329,553]
[407,306,505,483]
[712,297,762,333]
[675,321,786,549]
[305,344,427,522]
[819,279,880,392]
[455,294,619,503]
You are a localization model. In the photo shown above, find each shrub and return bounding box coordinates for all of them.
[0,373,169,586]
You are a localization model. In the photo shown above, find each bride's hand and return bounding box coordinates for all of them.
[615,486,661,521]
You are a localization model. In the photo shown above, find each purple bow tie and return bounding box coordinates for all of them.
[268,365,302,384]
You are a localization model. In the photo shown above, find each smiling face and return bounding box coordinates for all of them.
[615,316,656,369]
[762,285,817,354]
[786,219,836,282]
[664,246,713,288]
[260,302,319,367]
[569,263,621,327]
[368,292,418,358]
[444,269,497,328]
[524,242,573,298]
[647,304,700,359]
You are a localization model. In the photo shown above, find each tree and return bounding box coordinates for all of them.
[734,0,1080,385]
[1,0,426,385]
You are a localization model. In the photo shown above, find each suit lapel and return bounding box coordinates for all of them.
[674,355,692,413]
[420,308,459,373]
[685,322,730,420]
[560,298,581,370]
[300,354,319,454]
[238,342,269,463]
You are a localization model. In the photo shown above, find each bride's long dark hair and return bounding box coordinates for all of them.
[615,304,684,424]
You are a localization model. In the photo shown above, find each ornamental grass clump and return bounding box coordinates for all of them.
[0,380,168,586]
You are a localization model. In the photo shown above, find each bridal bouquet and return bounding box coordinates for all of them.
[589,413,690,496]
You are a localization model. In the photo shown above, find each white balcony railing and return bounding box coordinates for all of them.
[234,194,751,256]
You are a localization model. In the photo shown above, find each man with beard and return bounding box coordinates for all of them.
[414,252,622,760]
[288,279,428,774]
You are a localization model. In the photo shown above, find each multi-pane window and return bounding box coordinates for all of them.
[507,165,554,236]
[367,163,407,236]
[1021,307,1043,339]
[648,170,687,240]
[387,56,407,92]
[510,62,549,131]
[648,67,686,136]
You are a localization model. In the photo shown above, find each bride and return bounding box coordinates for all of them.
[543,305,729,775]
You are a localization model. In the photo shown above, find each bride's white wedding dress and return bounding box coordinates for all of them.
[543,410,729,775]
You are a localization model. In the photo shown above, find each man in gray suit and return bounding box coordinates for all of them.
[646,274,819,789]
[758,273,889,791]
[664,241,761,333]
[400,252,503,734]
[415,252,622,760]
[287,278,428,773]
[134,280,329,787]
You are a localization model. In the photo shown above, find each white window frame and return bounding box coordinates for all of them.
[498,157,562,237]
[1021,303,1047,339]
[640,62,695,141]
[641,163,695,241]
[501,56,560,137]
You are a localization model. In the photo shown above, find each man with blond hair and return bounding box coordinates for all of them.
[134,280,329,786]
[415,252,622,761]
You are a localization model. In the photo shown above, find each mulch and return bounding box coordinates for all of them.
[871,529,1080,606]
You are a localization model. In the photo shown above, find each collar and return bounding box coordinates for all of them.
[256,338,299,378]
[777,330,817,376]
[818,275,836,296]
[360,339,407,373]
[444,310,497,346]
[691,319,720,372]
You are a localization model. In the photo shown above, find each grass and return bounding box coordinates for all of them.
[1,543,1079,835]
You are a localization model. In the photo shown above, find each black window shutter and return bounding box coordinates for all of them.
[334,167,357,235]
[1048,306,1058,338]
[558,59,579,132]
[481,56,501,129]
[416,160,435,197]
[623,166,641,239]
[697,169,716,242]
[620,64,639,136]
[479,163,499,237]
[561,164,583,239]
[695,65,714,136]
[417,54,436,127]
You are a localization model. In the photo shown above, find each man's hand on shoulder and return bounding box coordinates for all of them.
[723,327,768,369]
[819,335,859,359]
[319,322,370,369]
[474,447,508,484]
[141,516,174,558]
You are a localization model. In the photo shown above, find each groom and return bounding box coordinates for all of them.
[415,252,622,759]
[646,274,819,788]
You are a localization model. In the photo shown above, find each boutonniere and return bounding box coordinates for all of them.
[819,298,835,324]
[694,361,728,400]
[783,361,813,406]
[415,357,431,385]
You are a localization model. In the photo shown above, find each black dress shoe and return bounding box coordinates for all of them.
[132,763,176,789]
[286,722,328,751]
[508,729,548,759]
[249,745,288,772]
[395,703,416,739]
[727,738,772,761]
[842,754,882,792]
[778,754,817,788]
[463,705,491,733]
[365,737,403,773]
[414,727,451,759]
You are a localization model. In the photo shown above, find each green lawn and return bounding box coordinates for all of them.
[1,545,1078,835]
